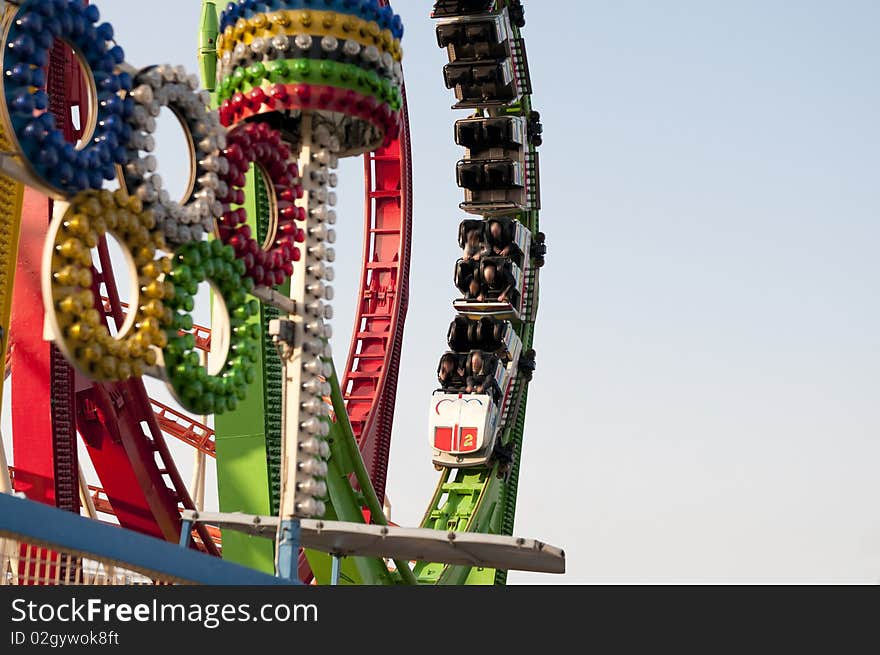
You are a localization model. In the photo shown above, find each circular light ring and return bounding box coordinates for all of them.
[219,83,400,150]
[217,10,402,63]
[163,239,260,416]
[219,0,404,40]
[218,58,402,112]
[218,121,304,288]
[2,1,131,196]
[43,189,170,382]
[123,64,228,248]
[217,31,402,88]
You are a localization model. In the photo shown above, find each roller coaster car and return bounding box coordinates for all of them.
[454,222,531,320]
[455,116,526,151]
[431,333,522,469]
[447,316,518,357]
[453,256,524,320]
[435,8,524,109]
[432,0,495,19]
[436,13,511,61]
[456,117,537,215]
[458,156,537,215]
[458,216,529,264]
[456,159,522,191]
[443,60,517,106]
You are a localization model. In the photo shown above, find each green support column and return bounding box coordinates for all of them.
[213,167,276,573]
[201,0,275,572]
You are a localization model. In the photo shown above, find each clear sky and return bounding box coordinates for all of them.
[21,0,879,584]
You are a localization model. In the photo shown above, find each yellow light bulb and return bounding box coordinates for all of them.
[57,296,81,315]
[99,356,118,378]
[67,322,92,342]
[83,344,103,363]
[143,281,164,299]
[154,331,168,349]
[77,269,92,287]
[84,309,101,327]
[116,361,132,380]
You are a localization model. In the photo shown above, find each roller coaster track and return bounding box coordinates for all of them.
[413,0,543,585]
[292,3,540,584]
[101,298,216,456]
[340,91,412,506]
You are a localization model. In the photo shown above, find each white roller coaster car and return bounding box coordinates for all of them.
[430,324,522,468]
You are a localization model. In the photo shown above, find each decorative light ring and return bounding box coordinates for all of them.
[218,121,304,288]
[217,10,402,63]
[1,0,130,197]
[163,239,260,415]
[217,30,401,86]
[123,64,228,248]
[219,0,404,40]
[42,190,170,381]
[218,58,402,111]
[219,83,400,151]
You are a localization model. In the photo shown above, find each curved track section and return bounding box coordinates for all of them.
[341,89,412,505]
[290,81,412,586]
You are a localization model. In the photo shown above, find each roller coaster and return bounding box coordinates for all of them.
[0,0,562,586]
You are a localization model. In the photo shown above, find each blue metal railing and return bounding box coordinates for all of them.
[0,493,294,585]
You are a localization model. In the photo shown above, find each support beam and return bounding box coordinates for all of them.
[183,511,566,575]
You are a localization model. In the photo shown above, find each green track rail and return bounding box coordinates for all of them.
[304,362,417,585]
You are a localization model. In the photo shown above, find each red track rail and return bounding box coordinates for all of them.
[341,90,412,505]
[85,482,221,548]
[103,297,212,352]
[150,399,215,457]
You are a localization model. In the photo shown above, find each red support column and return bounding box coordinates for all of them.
[9,190,56,505]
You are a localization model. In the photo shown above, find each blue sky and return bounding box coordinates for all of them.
[35,1,880,583]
